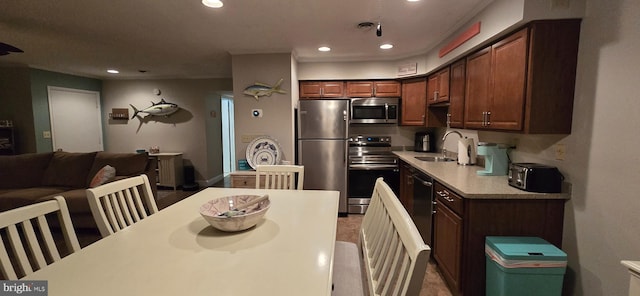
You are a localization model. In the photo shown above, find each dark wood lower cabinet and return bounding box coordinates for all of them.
[434,201,463,290]
[433,181,566,296]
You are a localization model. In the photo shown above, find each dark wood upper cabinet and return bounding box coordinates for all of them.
[464,47,492,129]
[299,81,345,98]
[463,19,581,133]
[400,78,427,126]
[427,67,450,105]
[346,80,401,97]
[464,29,527,130]
[448,59,466,128]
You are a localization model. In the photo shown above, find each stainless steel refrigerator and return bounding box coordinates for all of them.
[297,99,349,214]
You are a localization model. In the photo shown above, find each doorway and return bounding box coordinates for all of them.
[221,95,235,175]
[47,86,103,152]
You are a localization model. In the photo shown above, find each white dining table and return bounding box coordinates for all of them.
[24,187,340,296]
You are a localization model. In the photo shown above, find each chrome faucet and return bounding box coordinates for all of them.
[441,130,463,157]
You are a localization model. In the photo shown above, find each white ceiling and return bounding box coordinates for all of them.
[0,0,493,79]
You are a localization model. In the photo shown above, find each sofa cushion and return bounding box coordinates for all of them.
[42,151,97,188]
[86,152,149,187]
[0,152,54,189]
[0,187,70,211]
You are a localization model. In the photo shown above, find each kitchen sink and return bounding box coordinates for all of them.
[414,156,456,162]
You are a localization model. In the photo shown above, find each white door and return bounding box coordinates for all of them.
[48,86,103,152]
[221,96,235,174]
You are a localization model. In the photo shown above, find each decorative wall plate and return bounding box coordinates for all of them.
[245,136,283,169]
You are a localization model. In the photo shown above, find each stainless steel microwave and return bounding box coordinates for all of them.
[350,97,399,124]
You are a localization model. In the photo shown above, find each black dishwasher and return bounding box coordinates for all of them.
[412,171,434,248]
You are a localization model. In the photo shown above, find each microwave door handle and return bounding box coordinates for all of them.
[385,103,389,122]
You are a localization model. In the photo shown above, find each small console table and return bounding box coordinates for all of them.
[229,171,265,188]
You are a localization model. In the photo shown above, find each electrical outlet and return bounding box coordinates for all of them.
[555,144,566,160]
[551,0,570,9]
[43,131,51,139]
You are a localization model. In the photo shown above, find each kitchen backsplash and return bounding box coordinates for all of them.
[349,125,566,175]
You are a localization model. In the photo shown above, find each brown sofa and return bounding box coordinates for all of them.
[0,151,157,230]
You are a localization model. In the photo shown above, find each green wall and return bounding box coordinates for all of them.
[29,69,102,152]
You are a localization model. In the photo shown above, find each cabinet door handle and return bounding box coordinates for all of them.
[446,113,451,127]
[486,111,491,126]
[433,91,438,101]
[320,88,324,96]
[482,111,487,126]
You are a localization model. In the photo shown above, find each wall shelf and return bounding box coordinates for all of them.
[109,108,129,120]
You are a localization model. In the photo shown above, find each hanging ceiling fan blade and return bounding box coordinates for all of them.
[0,42,24,55]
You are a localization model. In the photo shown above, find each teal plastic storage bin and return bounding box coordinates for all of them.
[485,236,567,296]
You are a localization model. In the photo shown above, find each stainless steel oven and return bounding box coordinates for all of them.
[347,135,399,214]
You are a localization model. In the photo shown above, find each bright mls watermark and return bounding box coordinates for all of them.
[0,281,47,296]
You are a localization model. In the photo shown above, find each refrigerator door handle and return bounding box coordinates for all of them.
[342,109,349,135]
[344,141,348,164]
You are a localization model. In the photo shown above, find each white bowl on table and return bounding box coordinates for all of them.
[199,195,270,232]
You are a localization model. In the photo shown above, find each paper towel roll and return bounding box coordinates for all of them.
[457,138,477,165]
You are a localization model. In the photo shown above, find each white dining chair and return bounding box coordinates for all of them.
[0,196,81,280]
[333,177,431,296]
[255,165,304,190]
[86,174,158,237]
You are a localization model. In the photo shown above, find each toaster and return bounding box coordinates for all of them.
[508,163,564,193]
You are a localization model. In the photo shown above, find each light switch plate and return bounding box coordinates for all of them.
[555,144,566,160]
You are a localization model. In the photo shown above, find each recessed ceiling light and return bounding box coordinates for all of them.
[202,0,223,8]
[407,0,420,2]
[318,46,331,52]
[107,69,119,74]
[380,44,394,50]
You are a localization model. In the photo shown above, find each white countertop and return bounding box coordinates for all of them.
[24,188,339,296]
[394,151,571,200]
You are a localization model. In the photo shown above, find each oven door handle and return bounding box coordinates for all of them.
[412,174,433,187]
[349,165,399,171]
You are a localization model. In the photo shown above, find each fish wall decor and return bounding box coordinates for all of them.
[130,99,180,119]
[243,78,287,100]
